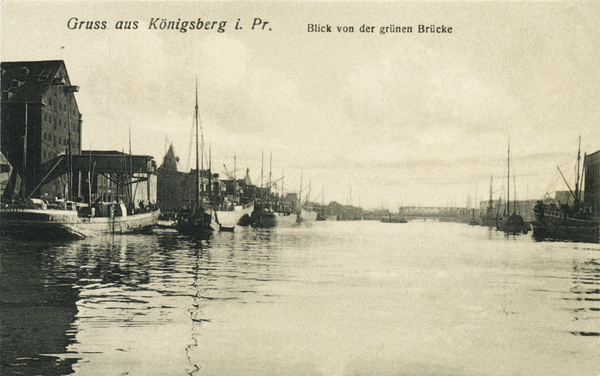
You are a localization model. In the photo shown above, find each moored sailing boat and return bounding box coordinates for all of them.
[531,144,599,243]
[177,203,220,236]
[251,154,297,228]
[176,81,220,237]
[316,185,327,221]
[297,176,317,224]
[497,141,529,234]
[479,176,497,227]
[215,156,255,231]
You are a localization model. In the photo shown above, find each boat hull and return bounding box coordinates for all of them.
[479,214,497,227]
[177,209,220,238]
[0,208,160,240]
[297,209,317,225]
[156,220,177,229]
[381,218,407,223]
[531,205,599,243]
[497,213,529,234]
[252,210,298,228]
[214,202,254,231]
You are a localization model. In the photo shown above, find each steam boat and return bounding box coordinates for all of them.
[531,147,599,243]
[1,199,159,240]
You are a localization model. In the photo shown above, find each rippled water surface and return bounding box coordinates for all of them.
[1,221,599,375]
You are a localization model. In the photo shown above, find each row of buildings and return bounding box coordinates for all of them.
[1,60,156,209]
[0,61,303,215]
[5,60,591,221]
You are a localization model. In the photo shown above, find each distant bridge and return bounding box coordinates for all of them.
[398,206,475,219]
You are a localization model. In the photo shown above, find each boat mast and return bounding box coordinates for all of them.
[67,106,72,201]
[574,136,581,207]
[488,175,493,210]
[507,140,510,216]
[234,153,237,198]
[195,80,200,212]
[299,172,303,211]
[557,166,576,201]
[88,149,93,204]
[513,173,518,214]
[321,185,324,217]
[22,102,28,201]
[129,124,133,207]
[163,136,167,209]
[268,152,272,209]
[579,153,587,207]
[557,138,583,207]
[209,145,212,205]
[309,179,312,211]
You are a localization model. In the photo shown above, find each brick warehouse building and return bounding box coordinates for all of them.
[1,60,82,200]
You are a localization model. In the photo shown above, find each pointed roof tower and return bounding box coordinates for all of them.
[244,167,252,185]
[159,143,179,171]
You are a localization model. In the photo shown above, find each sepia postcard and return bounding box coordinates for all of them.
[1,1,599,375]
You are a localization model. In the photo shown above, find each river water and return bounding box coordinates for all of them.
[1,221,599,376]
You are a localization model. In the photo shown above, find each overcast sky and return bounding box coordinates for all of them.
[2,1,599,209]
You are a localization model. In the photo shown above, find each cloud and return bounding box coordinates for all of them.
[199,35,250,90]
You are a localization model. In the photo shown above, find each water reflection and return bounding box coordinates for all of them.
[0,239,80,375]
[2,222,600,376]
[568,258,600,337]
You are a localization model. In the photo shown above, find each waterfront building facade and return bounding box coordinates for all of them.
[1,60,82,200]
[583,150,600,215]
